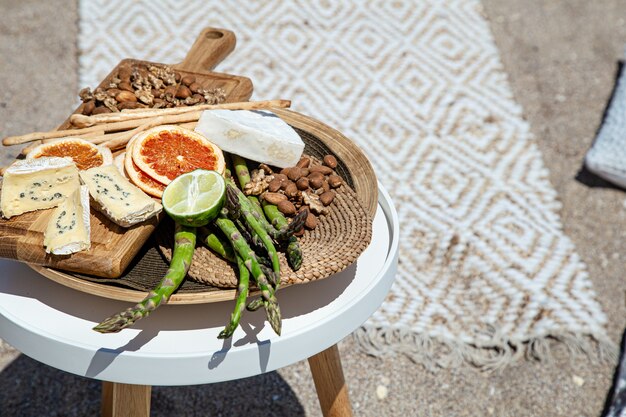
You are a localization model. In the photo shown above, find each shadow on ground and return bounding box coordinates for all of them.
[0,354,305,417]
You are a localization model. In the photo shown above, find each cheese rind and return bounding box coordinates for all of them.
[0,157,80,219]
[44,185,91,255]
[195,110,304,168]
[80,165,162,227]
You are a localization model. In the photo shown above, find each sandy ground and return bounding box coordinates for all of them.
[1,1,626,416]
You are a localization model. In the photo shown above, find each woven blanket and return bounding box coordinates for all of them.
[78,0,613,369]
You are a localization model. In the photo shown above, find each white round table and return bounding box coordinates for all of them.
[0,184,398,417]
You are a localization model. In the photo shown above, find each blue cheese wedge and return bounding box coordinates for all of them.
[80,164,161,227]
[0,157,80,219]
[44,185,91,255]
[195,110,304,168]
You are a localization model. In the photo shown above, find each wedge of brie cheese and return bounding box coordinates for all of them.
[44,185,91,255]
[0,157,80,219]
[195,110,304,168]
[80,164,161,227]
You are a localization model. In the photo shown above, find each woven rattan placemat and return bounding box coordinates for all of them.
[73,130,373,292]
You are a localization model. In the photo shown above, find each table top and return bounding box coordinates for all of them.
[0,184,398,386]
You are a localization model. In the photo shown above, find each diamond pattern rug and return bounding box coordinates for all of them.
[78,0,614,369]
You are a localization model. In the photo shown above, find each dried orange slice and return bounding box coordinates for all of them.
[131,125,225,186]
[27,137,113,170]
[125,136,167,198]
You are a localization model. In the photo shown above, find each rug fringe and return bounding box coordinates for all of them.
[353,325,618,372]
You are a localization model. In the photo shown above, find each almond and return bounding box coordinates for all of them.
[82,100,95,115]
[284,182,299,198]
[273,173,288,183]
[297,156,311,168]
[118,81,133,92]
[305,211,318,229]
[268,178,283,193]
[323,155,338,169]
[309,172,324,189]
[328,174,343,188]
[296,177,309,190]
[92,106,112,115]
[287,167,303,181]
[277,200,296,215]
[181,75,196,86]
[189,82,202,93]
[309,165,334,175]
[117,66,132,81]
[263,192,287,205]
[176,85,192,99]
[320,191,335,206]
[116,90,137,103]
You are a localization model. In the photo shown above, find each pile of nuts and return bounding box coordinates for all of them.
[244,155,343,233]
[78,63,226,115]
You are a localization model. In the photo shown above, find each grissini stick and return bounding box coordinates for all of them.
[6,113,198,146]
[19,130,105,157]
[3,100,290,146]
[70,99,291,128]
[5,119,155,146]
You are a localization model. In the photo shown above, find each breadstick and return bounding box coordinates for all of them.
[69,99,291,128]
[4,100,289,146]
[5,119,148,146]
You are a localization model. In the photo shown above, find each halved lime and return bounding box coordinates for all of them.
[162,169,226,227]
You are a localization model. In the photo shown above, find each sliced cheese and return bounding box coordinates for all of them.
[80,164,162,227]
[0,157,80,219]
[44,185,91,255]
[195,110,304,168]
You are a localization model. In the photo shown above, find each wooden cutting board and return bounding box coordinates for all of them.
[0,27,253,278]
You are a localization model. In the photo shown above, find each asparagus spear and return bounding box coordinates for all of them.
[215,213,281,335]
[199,227,235,263]
[94,223,196,333]
[262,202,303,270]
[226,183,281,277]
[218,254,250,339]
[246,297,265,312]
[231,155,305,240]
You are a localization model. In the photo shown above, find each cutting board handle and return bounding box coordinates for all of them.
[176,27,236,73]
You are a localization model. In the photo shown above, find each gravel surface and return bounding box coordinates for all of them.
[1,1,626,416]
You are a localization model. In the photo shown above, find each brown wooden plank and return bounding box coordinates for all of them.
[0,27,253,278]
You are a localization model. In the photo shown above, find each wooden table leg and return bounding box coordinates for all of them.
[308,344,353,417]
[101,381,151,417]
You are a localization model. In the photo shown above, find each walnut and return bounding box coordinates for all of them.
[184,95,202,105]
[93,87,108,102]
[302,191,329,215]
[79,87,93,102]
[103,97,119,112]
[244,169,272,195]
[135,88,154,105]
[199,87,226,105]
[147,73,164,90]
[149,65,177,85]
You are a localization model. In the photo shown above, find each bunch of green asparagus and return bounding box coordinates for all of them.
[93,155,306,338]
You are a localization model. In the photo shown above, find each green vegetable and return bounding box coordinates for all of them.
[218,254,250,339]
[199,227,235,262]
[262,202,303,270]
[93,223,196,333]
[215,213,281,335]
